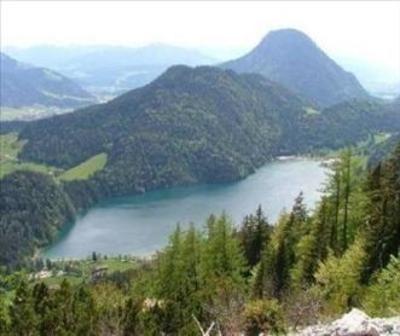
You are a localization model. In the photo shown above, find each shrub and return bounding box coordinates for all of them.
[312,239,366,315]
[243,299,286,335]
[363,255,400,316]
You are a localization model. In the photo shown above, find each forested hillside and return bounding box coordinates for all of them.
[221,29,369,107]
[0,171,75,268]
[368,133,400,168]
[16,66,399,204]
[17,66,313,200]
[0,145,399,335]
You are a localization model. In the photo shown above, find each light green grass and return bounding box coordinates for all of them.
[59,153,107,181]
[36,258,137,286]
[1,106,71,121]
[373,132,391,144]
[304,106,320,115]
[0,133,59,179]
[0,161,58,179]
[0,133,25,162]
[0,133,107,180]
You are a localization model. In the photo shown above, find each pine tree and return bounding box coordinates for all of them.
[312,238,366,314]
[291,197,330,290]
[155,224,202,334]
[363,255,400,316]
[9,281,37,336]
[364,144,400,280]
[239,205,271,268]
[199,214,247,334]
[73,286,97,335]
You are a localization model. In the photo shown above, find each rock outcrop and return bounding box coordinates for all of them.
[296,309,400,336]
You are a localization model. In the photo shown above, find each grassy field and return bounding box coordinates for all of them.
[0,133,107,180]
[37,258,138,286]
[304,106,320,115]
[1,106,72,121]
[59,153,108,181]
[373,132,391,144]
[0,133,25,161]
[0,133,61,179]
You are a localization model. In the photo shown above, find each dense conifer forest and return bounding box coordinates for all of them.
[0,144,399,335]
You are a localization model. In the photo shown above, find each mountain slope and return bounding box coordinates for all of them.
[15,65,399,205]
[0,53,96,108]
[221,29,368,107]
[5,45,216,95]
[18,66,312,197]
[0,171,75,267]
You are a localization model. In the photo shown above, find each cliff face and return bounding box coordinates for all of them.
[294,309,400,336]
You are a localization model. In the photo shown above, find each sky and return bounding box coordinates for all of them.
[1,1,400,79]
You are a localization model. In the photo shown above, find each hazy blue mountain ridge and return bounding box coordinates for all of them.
[0,52,96,108]
[222,29,369,107]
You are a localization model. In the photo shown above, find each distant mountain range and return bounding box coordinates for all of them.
[0,53,96,109]
[221,29,369,107]
[6,32,397,104]
[5,44,216,96]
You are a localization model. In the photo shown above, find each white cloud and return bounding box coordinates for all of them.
[1,0,399,76]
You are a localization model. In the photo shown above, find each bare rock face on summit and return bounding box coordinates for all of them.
[222,29,369,107]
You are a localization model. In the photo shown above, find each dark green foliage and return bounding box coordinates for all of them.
[122,298,142,336]
[269,194,308,297]
[363,143,400,280]
[154,225,202,334]
[297,99,400,151]
[0,171,75,268]
[0,120,28,135]
[5,279,98,335]
[18,66,307,182]
[13,66,399,216]
[290,198,330,289]
[9,281,37,335]
[368,133,400,168]
[239,205,272,268]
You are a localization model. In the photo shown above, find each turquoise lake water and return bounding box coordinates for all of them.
[45,158,327,258]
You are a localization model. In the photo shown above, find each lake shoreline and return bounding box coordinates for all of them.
[43,157,328,260]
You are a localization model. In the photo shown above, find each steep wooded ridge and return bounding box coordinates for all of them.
[221,29,369,107]
[18,66,313,195]
[15,66,400,202]
[0,52,96,108]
